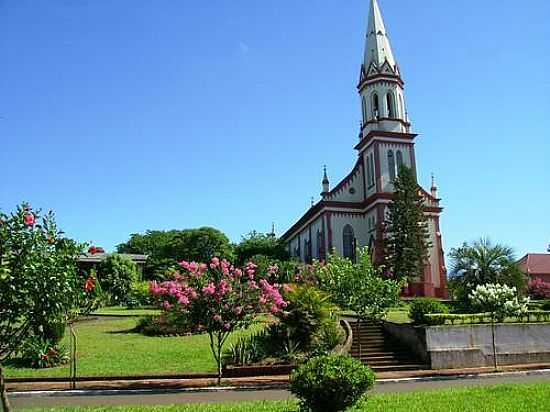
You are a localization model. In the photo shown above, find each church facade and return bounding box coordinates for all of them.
[281,0,448,298]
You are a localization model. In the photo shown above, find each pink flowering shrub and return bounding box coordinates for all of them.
[149,257,288,383]
[528,278,550,300]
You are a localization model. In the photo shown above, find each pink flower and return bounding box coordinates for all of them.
[23,213,35,226]
[259,295,267,305]
[213,314,222,323]
[210,257,220,269]
[234,268,242,277]
[270,305,280,314]
[223,323,231,331]
[199,263,207,274]
[163,301,172,310]
[188,261,198,272]
[178,260,190,270]
[233,306,243,315]
[178,296,190,305]
[202,283,216,296]
[267,265,279,275]
[283,284,293,293]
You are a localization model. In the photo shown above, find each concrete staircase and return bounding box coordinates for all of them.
[349,321,426,372]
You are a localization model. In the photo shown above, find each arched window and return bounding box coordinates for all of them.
[343,225,355,261]
[396,150,404,172]
[317,230,325,260]
[361,96,367,123]
[388,150,396,181]
[372,93,380,119]
[386,92,395,118]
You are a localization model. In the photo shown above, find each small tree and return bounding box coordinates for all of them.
[99,253,140,304]
[317,248,403,321]
[384,166,431,280]
[469,283,529,370]
[235,231,289,264]
[450,238,525,303]
[149,258,287,384]
[0,203,85,412]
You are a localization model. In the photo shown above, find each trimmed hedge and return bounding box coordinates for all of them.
[409,298,449,325]
[424,311,550,326]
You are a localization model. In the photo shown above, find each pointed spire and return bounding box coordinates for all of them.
[321,165,330,197]
[364,0,397,71]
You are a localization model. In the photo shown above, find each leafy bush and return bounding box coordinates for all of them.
[317,248,403,320]
[543,301,550,311]
[21,336,69,369]
[409,298,449,325]
[290,355,375,412]
[277,285,342,354]
[126,281,152,308]
[528,278,550,300]
[222,285,343,367]
[99,254,140,304]
[469,283,529,322]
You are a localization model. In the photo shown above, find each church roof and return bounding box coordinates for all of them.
[364,0,397,70]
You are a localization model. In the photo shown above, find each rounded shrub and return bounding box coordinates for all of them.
[290,355,375,412]
[409,298,449,325]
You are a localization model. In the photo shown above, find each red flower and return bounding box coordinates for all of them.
[84,277,95,291]
[23,213,35,226]
[88,246,98,255]
[47,238,56,245]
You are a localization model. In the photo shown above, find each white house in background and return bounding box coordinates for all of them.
[281,0,448,298]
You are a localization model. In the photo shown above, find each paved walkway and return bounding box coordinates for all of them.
[11,370,550,409]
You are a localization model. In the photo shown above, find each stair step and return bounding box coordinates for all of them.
[369,364,426,372]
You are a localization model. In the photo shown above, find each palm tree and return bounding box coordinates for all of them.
[449,238,525,302]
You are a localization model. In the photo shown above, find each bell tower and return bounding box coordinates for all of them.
[356,0,418,196]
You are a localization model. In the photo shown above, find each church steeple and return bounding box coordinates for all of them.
[358,0,410,141]
[364,0,397,72]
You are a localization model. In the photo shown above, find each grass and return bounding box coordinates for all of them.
[91,307,161,317]
[20,383,550,411]
[5,317,265,379]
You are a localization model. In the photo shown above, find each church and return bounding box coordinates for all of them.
[281,0,448,298]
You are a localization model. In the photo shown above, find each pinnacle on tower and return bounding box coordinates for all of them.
[321,165,330,197]
[363,0,398,76]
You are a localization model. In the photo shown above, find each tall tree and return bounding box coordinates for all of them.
[449,238,525,303]
[235,231,289,265]
[117,227,235,279]
[384,166,431,280]
[0,203,85,412]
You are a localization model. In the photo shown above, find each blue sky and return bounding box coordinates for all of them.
[1,0,549,258]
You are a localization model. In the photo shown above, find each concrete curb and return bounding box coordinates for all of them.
[9,368,550,399]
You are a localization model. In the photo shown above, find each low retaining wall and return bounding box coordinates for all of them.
[383,322,550,370]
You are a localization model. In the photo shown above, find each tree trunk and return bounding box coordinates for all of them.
[0,365,12,412]
[491,319,498,371]
[217,333,223,386]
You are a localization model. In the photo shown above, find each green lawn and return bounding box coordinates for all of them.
[21,383,550,411]
[5,317,265,379]
[91,307,162,317]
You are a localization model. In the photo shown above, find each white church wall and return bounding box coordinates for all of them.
[363,149,377,198]
[327,165,365,203]
[380,142,413,192]
[330,214,368,255]
[427,217,441,288]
